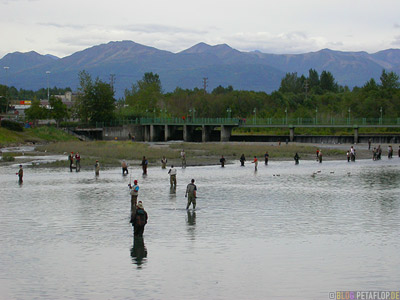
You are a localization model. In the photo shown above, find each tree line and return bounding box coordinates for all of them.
[1,68,399,125]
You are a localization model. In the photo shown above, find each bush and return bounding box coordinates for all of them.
[1,120,24,132]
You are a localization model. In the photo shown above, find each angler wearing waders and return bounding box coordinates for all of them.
[168,165,177,188]
[16,164,23,183]
[68,152,74,172]
[130,201,148,237]
[161,156,167,169]
[128,180,139,214]
[185,179,197,210]
[220,155,226,167]
[94,160,100,176]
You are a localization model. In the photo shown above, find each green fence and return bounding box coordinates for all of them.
[90,117,400,128]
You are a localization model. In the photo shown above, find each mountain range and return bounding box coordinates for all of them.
[1,40,400,98]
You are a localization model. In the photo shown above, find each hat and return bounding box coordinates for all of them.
[137,201,143,209]
[134,180,138,184]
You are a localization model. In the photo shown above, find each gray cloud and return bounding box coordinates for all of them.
[37,22,87,30]
[117,24,208,35]
[392,35,400,46]
[394,23,400,29]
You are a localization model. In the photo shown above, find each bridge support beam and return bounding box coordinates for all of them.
[220,125,232,142]
[144,125,150,142]
[289,127,295,142]
[183,125,194,142]
[202,125,212,142]
[150,125,161,142]
[354,127,359,144]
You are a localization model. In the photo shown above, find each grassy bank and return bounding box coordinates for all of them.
[33,141,348,168]
[0,126,77,147]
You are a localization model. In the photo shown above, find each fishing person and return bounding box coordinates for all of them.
[318,150,322,163]
[94,160,100,176]
[130,201,148,237]
[252,156,258,171]
[68,152,74,172]
[75,152,81,172]
[161,156,168,169]
[294,152,300,165]
[128,179,139,214]
[185,179,197,210]
[141,156,148,175]
[240,153,246,166]
[264,151,269,165]
[181,149,186,168]
[121,160,129,175]
[168,165,177,188]
[16,164,23,183]
[220,155,226,167]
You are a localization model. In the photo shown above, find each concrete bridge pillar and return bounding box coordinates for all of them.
[220,125,232,142]
[202,125,212,142]
[354,127,359,144]
[144,125,150,142]
[183,125,194,142]
[164,125,169,141]
[289,127,295,142]
[150,125,158,142]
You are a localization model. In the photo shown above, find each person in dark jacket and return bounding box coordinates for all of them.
[294,153,300,165]
[220,155,226,167]
[240,154,246,166]
[130,201,148,237]
[141,156,148,175]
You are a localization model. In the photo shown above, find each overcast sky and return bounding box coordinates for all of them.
[1,0,400,58]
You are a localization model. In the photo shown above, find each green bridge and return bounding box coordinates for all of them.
[90,117,400,143]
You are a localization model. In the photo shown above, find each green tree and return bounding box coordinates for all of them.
[49,96,68,126]
[25,99,48,125]
[380,70,400,90]
[320,71,337,92]
[75,71,115,124]
[125,72,163,115]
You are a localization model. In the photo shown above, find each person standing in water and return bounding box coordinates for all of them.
[252,156,258,170]
[168,165,177,188]
[181,149,186,168]
[121,160,129,175]
[16,164,23,183]
[75,152,81,172]
[130,201,148,237]
[68,152,74,172]
[240,154,246,166]
[318,150,322,163]
[128,179,139,214]
[294,153,300,165]
[141,156,148,175]
[264,151,269,165]
[161,156,168,169]
[94,160,100,176]
[220,155,226,167]
[185,179,197,210]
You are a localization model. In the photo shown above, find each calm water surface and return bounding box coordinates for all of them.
[1,157,400,300]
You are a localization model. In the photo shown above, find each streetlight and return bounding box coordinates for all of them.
[315,107,318,124]
[226,107,232,119]
[4,66,9,114]
[285,107,288,125]
[253,107,257,124]
[46,71,51,101]
[380,107,383,124]
[193,108,196,120]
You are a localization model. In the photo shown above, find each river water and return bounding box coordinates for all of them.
[1,156,399,300]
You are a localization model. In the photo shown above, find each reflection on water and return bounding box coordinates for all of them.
[0,157,400,299]
[131,237,147,267]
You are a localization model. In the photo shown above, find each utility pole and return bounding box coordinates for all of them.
[110,74,116,93]
[46,71,51,101]
[203,77,208,94]
[4,66,9,114]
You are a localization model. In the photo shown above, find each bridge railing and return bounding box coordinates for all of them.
[93,117,400,128]
[244,117,400,126]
